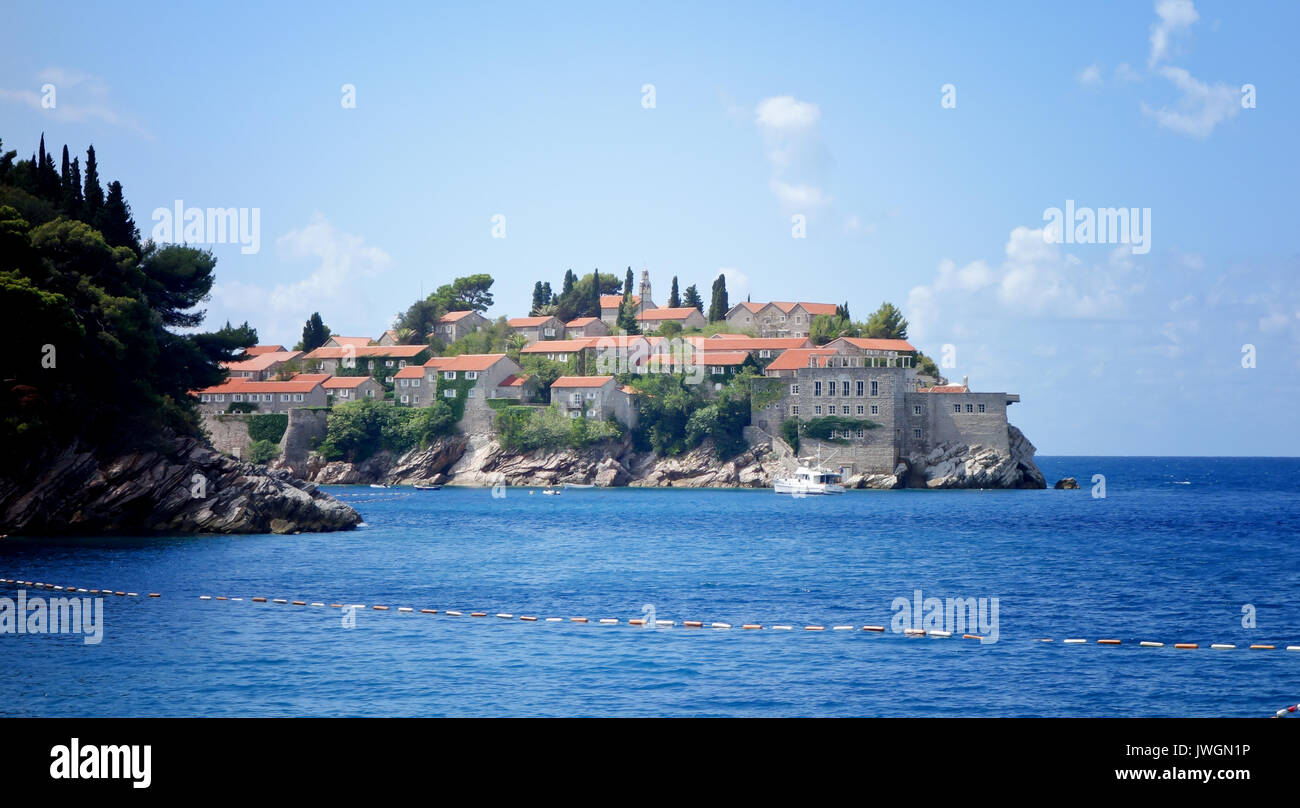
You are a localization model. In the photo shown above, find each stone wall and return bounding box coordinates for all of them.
[203,413,253,459]
[280,408,329,475]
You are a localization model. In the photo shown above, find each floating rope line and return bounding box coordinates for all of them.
[1272,703,1299,718]
[3,576,1298,653]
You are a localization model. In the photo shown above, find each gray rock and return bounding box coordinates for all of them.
[1054,477,1080,490]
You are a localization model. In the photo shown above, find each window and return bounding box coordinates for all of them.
[444,389,456,398]
[856,430,865,438]
[414,396,420,404]
[214,394,225,402]
[398,360,407,368]
[412,379,420,388]
[790,384,800,395]
[339,390,349,398]
[366,389,375,398]
[842,380,850,396]
[914,428,922,439]
[870,405,879,415]
[856,380,864,396]
[856,405,864,415]
[814,405,822,415]
[870,380,878,396]
[400,395,409,403]
[294,394,304,402]
[466,371,478,380]
[385,360,394,367]
[280,394,290,402]
[791,405,800,415]
[964,403,972,413]
[444,371,456,380]
[814,381,822,396]
[954,404,961,413]
[759,350,771,359]
[913,405,922,415]
[585,391,597,399]
[827,406,836,415]
[468,389,476,398]
[978,403,986,413]
[201,394,210,402]
[711,366,723,375]
[399,379,408,388]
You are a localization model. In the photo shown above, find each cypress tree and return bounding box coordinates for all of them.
[590,269,601,318]
[707,274,729,322]
[531,281,545,314]
[100,180,140,252]
[301,312,330,352]
[668,276,680,308]
[83,144,104,224]
[562,269,575,296]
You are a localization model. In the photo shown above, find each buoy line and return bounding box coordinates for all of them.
[3,575,1298,653]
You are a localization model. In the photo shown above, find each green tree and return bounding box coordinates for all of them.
[668,276,680,308]
[300,312,331,352]
[707,274,729,322]
[82,144,103,224]
[682,283,703,313]
[863,302,909,340]
[99,180,140,253]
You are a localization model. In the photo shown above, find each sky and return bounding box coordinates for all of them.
[3,0,1298,455]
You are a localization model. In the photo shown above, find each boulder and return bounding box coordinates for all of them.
[1054,477,1080,490]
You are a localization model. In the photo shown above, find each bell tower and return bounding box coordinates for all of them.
[638,267,653,314]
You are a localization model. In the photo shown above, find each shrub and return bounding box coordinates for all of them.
[247,413,288,443]
[247,439,280,465]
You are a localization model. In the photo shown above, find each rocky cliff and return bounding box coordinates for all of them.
[298,424,1046,491]
[1,435,361,535]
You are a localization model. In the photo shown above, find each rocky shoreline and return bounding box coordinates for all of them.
[292,424,1047,491]
[1,435,361,535]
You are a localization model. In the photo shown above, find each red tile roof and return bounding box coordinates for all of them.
[322,376,376,389]
[705,336,813,350]
[696,350,751,366]
[304,345,428,360]
[565,317,600,327]
[195,378,322,395]
[917,384,969,393]
[520,338,596,354]
[438,310,479,322]
[245,345,288,355]
[291,373,331,383]
[507,316,557,327]
[637,306,700,321]
[394,366,425,379]
[834,337,916,353]
[423,353,511,371]
[763,348,837,371]
[551,375,614,388]
[329,336,375,347]
[223,351,301,372]
[600,294,639,309]
[498,373,530,387]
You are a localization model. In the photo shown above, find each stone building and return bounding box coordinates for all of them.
[507,315,565,344]
[724,301,839,338]
[436,310,490,343]
[549,375,638,429]
[750,341,1022,476]
[194,378,328,414]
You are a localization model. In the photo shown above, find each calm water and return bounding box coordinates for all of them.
[2,457,1298,717]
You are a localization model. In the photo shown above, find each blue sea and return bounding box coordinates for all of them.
[2,457,1298,717]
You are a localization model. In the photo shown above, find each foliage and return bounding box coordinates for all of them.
[496,405,621,452]
[809,314,857,345]
[247,413,289,443]
[0,136,256,459]
[247,439,280,465]
[300,312,330,352]
[863,301,908,340]
[518,355,574,403]
[316,398,455,462]
[780,418,800,454]
[707,274,729,322]
[226,401,258,413]
[681,284,704,313]
[800,415,881,444]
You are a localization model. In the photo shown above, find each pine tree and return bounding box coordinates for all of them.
[301,313,330,352]
[682,284,703,313]
[83,144,104,223]
[531,281,545,315]
[36,134,60,201]
[562,269,575,296]
[668,276,680,308]
[100,181,140,252]
[707,274,729,322]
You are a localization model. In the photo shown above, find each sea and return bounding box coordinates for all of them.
[2,456,1298,717]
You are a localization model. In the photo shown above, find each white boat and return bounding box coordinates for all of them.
[541,487,562,496]
[369,483,390,489]
[562,483,594,489]
[773,466,846,496]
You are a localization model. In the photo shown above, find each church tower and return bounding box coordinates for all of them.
[638,267,653,314]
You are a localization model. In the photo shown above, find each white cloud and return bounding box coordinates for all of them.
[753,95,830,210]
[754,96,821,132]
[1114,63,1142,83]
[769,180,830,209]
[1078,64,1103,87]
[0,67,151,139]
[1149,0,1199,67]
[213,215,392,341]
[1141,66,1240,138]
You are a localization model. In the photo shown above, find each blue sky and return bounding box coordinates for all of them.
[3,1,1298,455]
